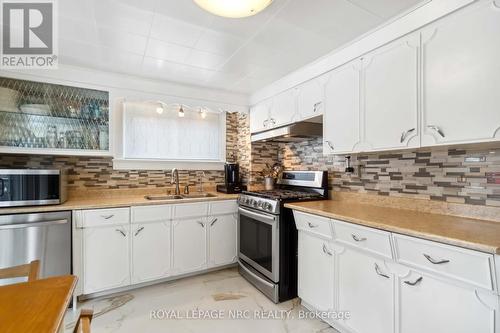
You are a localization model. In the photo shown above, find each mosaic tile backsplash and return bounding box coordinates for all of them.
[278,137,500,207]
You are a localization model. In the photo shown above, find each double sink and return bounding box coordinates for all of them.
[144,193,217,201]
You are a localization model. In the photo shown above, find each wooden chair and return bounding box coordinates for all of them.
[0,260,40,282]
[73,309,94,333]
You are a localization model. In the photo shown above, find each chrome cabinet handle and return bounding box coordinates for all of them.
[307,222,318,228]
[427,125,445,138]
[351,234,367,242]
[134,226,145,236]
[270,118,276,126]
[115,229,126,237]
[210,218,218,226]
[374,263,390,279]
[423,254,450,265]
[263,119,268,128]
[322,244,333,256]
[404,276,423,286]
[313,101,322,113]
[400,128,416,143]
[197,221,205,228]
[101,214,114,220]
[325,140,334,151]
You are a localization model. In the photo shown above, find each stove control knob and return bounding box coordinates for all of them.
[264,203,273,211]
[248,199,255,206]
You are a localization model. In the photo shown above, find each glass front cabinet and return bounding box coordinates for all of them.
[0,76,110,155]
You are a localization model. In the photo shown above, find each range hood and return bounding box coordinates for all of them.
[251,121,322,143]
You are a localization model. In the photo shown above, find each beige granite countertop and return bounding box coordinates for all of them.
[0,188,239,215]
[285,197,500,254]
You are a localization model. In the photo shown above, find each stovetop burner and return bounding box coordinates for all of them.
[242,189,323,201]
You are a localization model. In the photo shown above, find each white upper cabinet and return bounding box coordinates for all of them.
[399,270,497,333]
[269,89,296,128]
[363,34,420,151]
[337,247,394,333]
[295,75,327,121]
[131,221,171,284]
[250,99,272,133]
[323,60,362,154]
[421,0,500,146]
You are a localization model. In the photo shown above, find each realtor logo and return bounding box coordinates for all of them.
[1,0,58,68]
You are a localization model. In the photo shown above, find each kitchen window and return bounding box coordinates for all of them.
[114,101,226,170]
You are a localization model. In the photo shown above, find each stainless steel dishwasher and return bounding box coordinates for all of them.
[0,211,71,286]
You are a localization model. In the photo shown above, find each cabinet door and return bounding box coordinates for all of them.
[337,247,394,333]
[131,221,171,284]
[208,213,237,267]
[83,226,130,294]
[364,35,420,151]
[298,232,334,311]
[270,89,296,128]
[296,76,326,120]
[250,99,271,133]
[323,60,362,154]
[422,1,500,146]
[399,271,497,333]
[172,218,207,274]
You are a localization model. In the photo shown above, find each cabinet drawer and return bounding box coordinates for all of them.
[293,211,333,239]
[334,220,393,259]
[209,200,237,215]
[131,205,172,223]
[394,234,494,290]
[81,208,130,228]
[173,202,209,219]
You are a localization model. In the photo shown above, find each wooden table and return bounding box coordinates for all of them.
[0,275,77,333]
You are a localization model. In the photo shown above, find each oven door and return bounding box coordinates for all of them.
[238,206,279,283]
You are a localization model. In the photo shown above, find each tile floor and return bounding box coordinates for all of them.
[64,268,339,333]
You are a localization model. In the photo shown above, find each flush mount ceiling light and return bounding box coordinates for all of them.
[178,105,185,118]
[193,0,273,18]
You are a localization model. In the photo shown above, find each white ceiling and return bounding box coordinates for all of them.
[58,0,425,94]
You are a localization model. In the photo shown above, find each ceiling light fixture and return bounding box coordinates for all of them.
[193,0,273,18]
[156,104,164,114]
[200,108,207,119]
[178,105,185,118]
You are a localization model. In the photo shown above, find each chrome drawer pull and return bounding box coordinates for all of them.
[197,221,205,228]
[101,214,114,220]
[307,222,318,228]
[351,234,367,242]
[313,101,322,112]
[374,263,390,279]
[210,218,218,226]
[134,226,145,236]
[115,229,126,237]
[322,244,333,256]
[423,254,450,265]
[325,140,334,151]
[404,276,423,286]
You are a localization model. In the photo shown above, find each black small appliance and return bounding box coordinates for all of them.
[216,163,247,194]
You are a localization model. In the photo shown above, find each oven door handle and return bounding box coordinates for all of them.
[238,207,277,225]
[0,219,68,230]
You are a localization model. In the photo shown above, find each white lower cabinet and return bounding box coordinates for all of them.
[131,221,171,284]
[293,209,500,333]
[298,231,335,311]
[399,271,497,333]
[336,247,394,333]
[208,213,237,267]
[172,217,207,274]
[83,225,130,294]
[76,200,237,296]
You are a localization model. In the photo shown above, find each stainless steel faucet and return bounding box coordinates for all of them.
[171,168,180,195]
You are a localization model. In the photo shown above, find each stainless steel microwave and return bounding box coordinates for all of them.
[0,169,67,207]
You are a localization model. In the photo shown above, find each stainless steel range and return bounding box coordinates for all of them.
[237,170,328,303]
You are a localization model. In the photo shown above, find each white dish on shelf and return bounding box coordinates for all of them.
[20,104,51,115]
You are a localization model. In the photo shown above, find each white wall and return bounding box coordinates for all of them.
[249,0,476,105]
